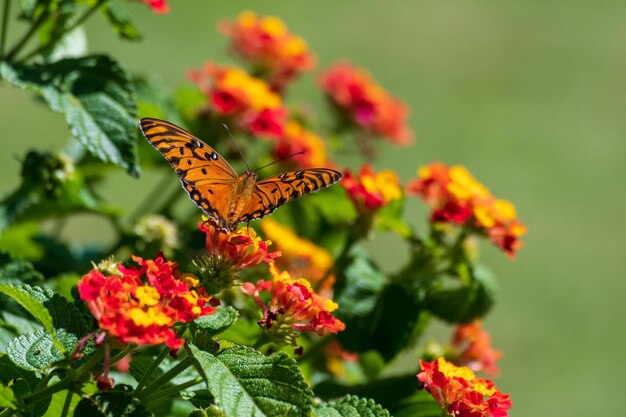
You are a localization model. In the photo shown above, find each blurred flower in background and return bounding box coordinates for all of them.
[451,321,502,377]
[219,11,316,90]
[273,121,332,169]
[342,164,402,214]
[140,0,169,14]
[319,61,413,146]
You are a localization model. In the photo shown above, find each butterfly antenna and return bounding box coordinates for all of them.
[253,151,306,173]
[222,124,251,171]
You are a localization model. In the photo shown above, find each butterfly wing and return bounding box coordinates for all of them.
[239,168,343,223]
[139,118,238,228]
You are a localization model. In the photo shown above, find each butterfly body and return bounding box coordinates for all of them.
[140,118,342,231]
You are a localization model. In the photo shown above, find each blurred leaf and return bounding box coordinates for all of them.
[6,328,76,371]
[393,390,443,417]
[188,343,312,417]
[424,264,497,323]
[375,198,411,237]
[0,254,44,284]
[0,56,139,175]
[180,389,215,409]
[0,223,44,260]
[74,386,152,417]
[175,86,207,122]
[334,246,386,353]
[0,383,17,409]
[101,1,142,41]
[308,186,357,225]
[46,26,87,62]
[313,395,391,417]
[193,306,238,337]
[0,151,100,233]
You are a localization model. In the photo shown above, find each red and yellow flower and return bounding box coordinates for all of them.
[407,162,526,257]
[188,63,287,138]
[451,321,502,377]
[418,358,512,417]
[141,0,169,14]
[78,254,216,351]
[342,164,402,213]
[219,11,316,90]
[241,263,345,347]
[319,61,413,145]
[260,219,333,284]
[273,121,331,169]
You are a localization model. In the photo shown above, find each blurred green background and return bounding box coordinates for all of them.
[1,1,624,415]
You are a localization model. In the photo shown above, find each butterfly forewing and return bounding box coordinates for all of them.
[239,168,343,223]
[139,118,238,226]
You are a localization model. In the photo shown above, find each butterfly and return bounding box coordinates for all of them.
[140,118,342,231]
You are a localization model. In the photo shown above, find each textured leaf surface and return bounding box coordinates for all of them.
[6,329,76,371]
[0,284,57,345]
[313,395,391,417]
[194,306,238,337]
[0,56,139,175]
[188,343,312,417]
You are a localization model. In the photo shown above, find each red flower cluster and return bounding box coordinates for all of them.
[78,254,216,350]
[418,358,512,417]
[452,321,502,377]
[342,164,402,213]
[407,162,527,258]
[241,263,345,346]
[188,63,287,138]
[319,61,413,145]
[219,11,316,90]
[141,0,169,14]
[200,221,280,270]
[273,121,331,170]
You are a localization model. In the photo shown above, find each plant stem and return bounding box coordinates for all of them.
[135,346,170,392]
[138,357,195,399]
[19,0,105,62]
[0,0,11,61]
[0,408,16,417]
[60,390,73,417]
[4,6,48,61]
[142,377,203,405]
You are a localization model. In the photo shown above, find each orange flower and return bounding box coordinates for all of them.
[274,121,331,169]
[78,254,216,351]
[342,164,402,213]
[141,0,169,13]
[260,219,333,283]
[451,321,502,377]
[407,162,526,258]
[325,340,359,378]
[219,11,316,90]
[188,63,287,138]
[417,358,512,417]
[241,263,345,347]
[319,61,413,145]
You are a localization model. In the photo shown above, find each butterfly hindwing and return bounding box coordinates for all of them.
[240,168,343,223]
[140,118,238,226]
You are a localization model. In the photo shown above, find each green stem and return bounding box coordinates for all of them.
[4,6,48,61]
[142,377,203,405]
[60,390,73,417]
[0,0,11,61]
[252,332,272,350]
[138,356,195,399]
[135,346,169,392]
[0,408,16,417]
[19,0,105,62]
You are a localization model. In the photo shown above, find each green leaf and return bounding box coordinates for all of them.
[6,329,76,371]
[0,284,56,341]
[0,222,44,260]
[0,353,51,416]
[313,395,391,417]
[334,246,387,353]
[0,151,100,232]
[193,306,238,337]
[0,56,139,175]
[0,254,44,284]
[74,386,152,417]
[375,199,411,238]
[101,0,142,41]
[393,390,443,417]
[0,383,17,409]
[307,186,358,225]
[424,264,497,323]
[188,343,313,417]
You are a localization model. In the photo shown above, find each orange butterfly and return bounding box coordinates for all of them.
[140,118,342,231]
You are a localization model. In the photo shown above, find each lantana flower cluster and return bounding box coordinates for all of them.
[342,164,403,213]
[78,254,216,350]
[418,358,512,417]
[319,61,413,145]
[407,162,527,257]
[241,263,346,348]
[188,63,287,138]
[141,0,169,14]
[219,11,316,90]
[451,321,502,377]
[274,121,332,169]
